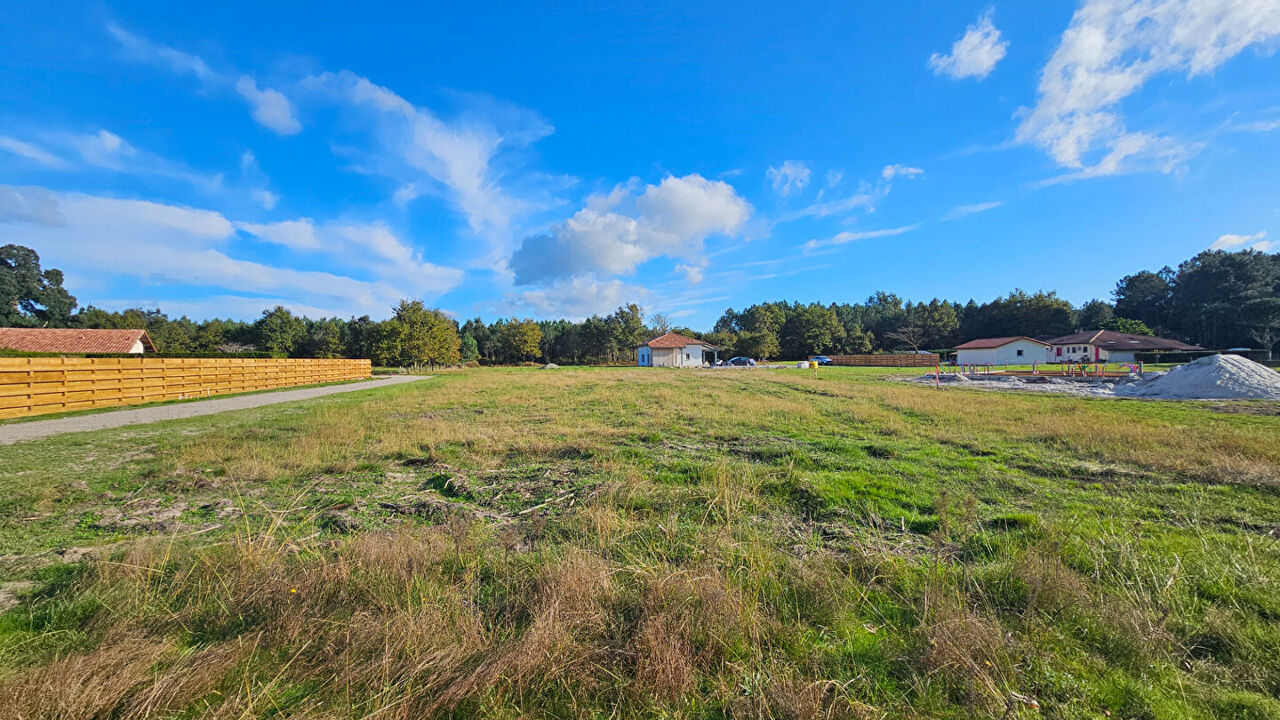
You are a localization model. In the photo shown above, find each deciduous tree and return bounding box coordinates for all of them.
[501,319,542,362]
[1,244,76,327]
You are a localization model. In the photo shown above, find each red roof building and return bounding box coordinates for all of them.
[0,328,156,354]
[953,336,1049,350]
[638,332,718,367]
[953,336,1050,365]
[1044,330,1199,363]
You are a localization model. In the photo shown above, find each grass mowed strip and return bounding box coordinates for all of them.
[0,366,1278,719]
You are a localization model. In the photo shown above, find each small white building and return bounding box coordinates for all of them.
[637,332,719,368]
[953,336,1049,366]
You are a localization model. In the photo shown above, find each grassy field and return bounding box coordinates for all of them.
[0,366,1278,719]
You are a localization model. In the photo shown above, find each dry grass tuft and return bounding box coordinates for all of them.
[917,593,1013,710]
[1016,549,1091,620]
[634,613,697,700]
[0,631,244,720]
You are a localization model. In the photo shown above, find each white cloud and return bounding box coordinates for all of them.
[825,169,843,187]
[766,160,811,196]
[392,183,422,207]
[881,164,924,180]
[508,173,752,285]
[0,186,64,226]
[107,23,216,82]
[1,128,226,193]
[252,189,279,210]
[514,276,647,321]
[788,185,882,220]
[240,151,279,209]
[0,136,67,168]
[0,186,462,319]
[1210,230,1267,250]
[303,70,552,238]
[803,224,919,251]
[237,218,321,250]
[59,129,225,191]
[928,9,1008,80]
[946,200,1003,219]
[237,218,463,296]
[235,76,302,135]
[109,24,301,136]
[67,129,134,168]
[675,263,704,284]
[1019,0,1280,179]
[1253,239,1276,252]
[1235,118,1280,133]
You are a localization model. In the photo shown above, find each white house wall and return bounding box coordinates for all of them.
[956,340,1049,366]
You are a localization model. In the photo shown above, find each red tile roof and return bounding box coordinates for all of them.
[1045,330,1200,351]
[0,328,156,354]
[954,336,1049,350]
[641,331,719,350]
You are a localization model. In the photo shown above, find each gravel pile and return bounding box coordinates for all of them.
[1115,354,1280,400]
[913,355,1280,401]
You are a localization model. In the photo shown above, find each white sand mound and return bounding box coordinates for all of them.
[1117,354,1280,400]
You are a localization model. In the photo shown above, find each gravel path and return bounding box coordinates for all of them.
[0,375,429,445]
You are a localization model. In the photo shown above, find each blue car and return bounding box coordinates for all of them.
[810,355,834,366]
[727,356,756,367]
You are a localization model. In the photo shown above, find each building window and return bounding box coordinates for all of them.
[1016,349,1024,357]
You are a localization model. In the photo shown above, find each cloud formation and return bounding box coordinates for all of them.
[767,160,811,196]
[236,218,463,296]
[235,77,302,135]
[0,136,67,168]
[303,70,553,238]
[946,200,1002,219]
[803,224,919,251]
[881,164,924,180]
[109,23,301,136]
[0,129,226,194]
[928,10,1008,80]
[509,174,752,285]
[1018,0,1280,180]
[0,185,462,319]
[514,276,647,321]
[1210,230,1268,251]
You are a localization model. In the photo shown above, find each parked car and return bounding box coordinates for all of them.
[727,356,756,367]
[810,355,834,366]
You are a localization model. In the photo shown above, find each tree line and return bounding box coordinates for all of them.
[4,243,1279,362]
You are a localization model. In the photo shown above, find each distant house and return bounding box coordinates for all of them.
[1045,330,1200,363]
[0,328,156,355]
[954,336,1049,366]
[637,332,719,367]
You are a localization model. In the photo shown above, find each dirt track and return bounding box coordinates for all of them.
[0,375,428,445]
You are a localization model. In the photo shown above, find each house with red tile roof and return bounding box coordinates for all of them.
[0,328,156,355]
[637,331,719,367]
[953,336,1049,365]
[1044,330,1200,363]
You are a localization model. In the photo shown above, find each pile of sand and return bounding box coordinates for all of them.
[540,363,560,370]
[1116,354,1280,400]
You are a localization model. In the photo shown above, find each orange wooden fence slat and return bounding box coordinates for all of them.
[0,358,371,419]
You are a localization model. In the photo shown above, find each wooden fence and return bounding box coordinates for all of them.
[0,357,371,419]
[829,353,939,367]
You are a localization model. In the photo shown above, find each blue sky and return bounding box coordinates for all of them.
[2,1,1279,327]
